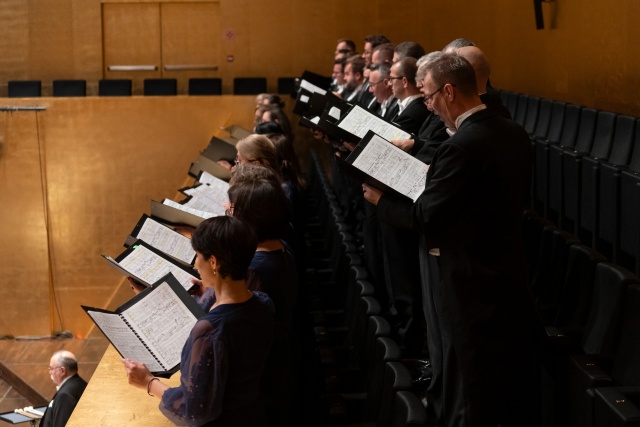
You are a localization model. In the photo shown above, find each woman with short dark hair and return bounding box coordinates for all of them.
[122,216,274,427]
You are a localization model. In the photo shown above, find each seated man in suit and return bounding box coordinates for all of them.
[40,350,87,427]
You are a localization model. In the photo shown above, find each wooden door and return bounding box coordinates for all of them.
[102,3,162,94]
[161,2,220,85]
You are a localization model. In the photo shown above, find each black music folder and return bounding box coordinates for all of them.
[83,273,205,378]
[338,130,429,203]
[102,239,199,293]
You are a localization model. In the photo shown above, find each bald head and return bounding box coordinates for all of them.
[49,350,79,386]
[456,46,491,93]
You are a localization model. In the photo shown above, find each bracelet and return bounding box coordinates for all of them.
[147,377,160,396]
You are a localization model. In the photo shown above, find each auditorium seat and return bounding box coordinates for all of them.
[52,80,86,97]
[584,115,636,259]
[391,390,428,427]
[514,93,529,127]
[533,101,566,214]
[188,78,222,95]
[233,77,267,95]
[545,263,640,427]
[553,244,607,330]
[506,92,519,118]
[8,80,41,97]
[547,104,582,225]
[143,78,177,96]
[98,79,132,96]
[523,96,541,136]
[277,77,297,96]
[566,283,640,427]
[530,228,581,324]
[558,108,600,234]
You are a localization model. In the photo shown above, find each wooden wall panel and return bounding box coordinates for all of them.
[0,96,254,337]
[1,0,640,114]
[0,110,51,336]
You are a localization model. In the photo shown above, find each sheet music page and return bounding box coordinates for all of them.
[123,282,198,368]
[182,184,229,216]
[118,245,197,291]
[198,171,230,189]
[163,199,215,219]
[86,310,163,372]
[137,218,195,264]
[300,79,327,95]
[351,133,429,202]
[338,105,411,141]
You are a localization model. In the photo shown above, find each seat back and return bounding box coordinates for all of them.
[572,107,597,153]
[589,111,617,159]
[98,79,132,96]
[533,98,552,141]
[391,391,428,427]
[554,244,607,329]
[524,96,540,135]
[188,78,222,95]
[52,80,86,97]
[607,115,636,166]
[514,93,529,126]
[545,101,567,144]
[582,262,640,354]
[558,104,582,148]
[143,78,177,95]
[8,80,41,97]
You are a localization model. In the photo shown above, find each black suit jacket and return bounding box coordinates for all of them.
[377,108,540,398]
[391,96,429,136]
[40,374,87,427]
[480,92,512,120]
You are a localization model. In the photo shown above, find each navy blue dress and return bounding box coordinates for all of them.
[159,291,274,427]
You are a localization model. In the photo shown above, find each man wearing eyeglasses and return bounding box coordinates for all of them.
[364,54,541,427]
[388,57,430,136]
[40,350,87,427]
[368,62,397,119]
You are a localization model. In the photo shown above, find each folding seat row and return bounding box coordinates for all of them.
[513,85,640,274]
[5,77,296,96]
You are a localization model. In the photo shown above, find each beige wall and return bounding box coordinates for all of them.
[0,96,255,337]
[0,0,639,114]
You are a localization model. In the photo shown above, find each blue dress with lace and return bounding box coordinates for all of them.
[159,291,274,426]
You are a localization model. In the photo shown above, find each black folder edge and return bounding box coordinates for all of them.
[125,213,196,266]
[188,154,232,181]
[196,170,231,187]
[81,273,205,378]
[292,87,314,116]
[201,136,237,162]
[102,239,200,293]
[300,70,332,90]
[337,130,416,203]
[150,199,207,228]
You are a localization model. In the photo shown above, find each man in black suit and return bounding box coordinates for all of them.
[388,57,430,135]
[40,350,87,427]
[456,46,511,120]
[368,62,397,119]
[364,54,542,427]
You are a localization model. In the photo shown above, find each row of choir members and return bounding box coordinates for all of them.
[122,105,306,426]
[316,35,541,427]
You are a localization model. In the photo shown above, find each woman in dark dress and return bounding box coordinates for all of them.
[227,176,299,427]
[122,216,274,427]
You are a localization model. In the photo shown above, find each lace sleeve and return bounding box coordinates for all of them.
[159,319,228,426]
